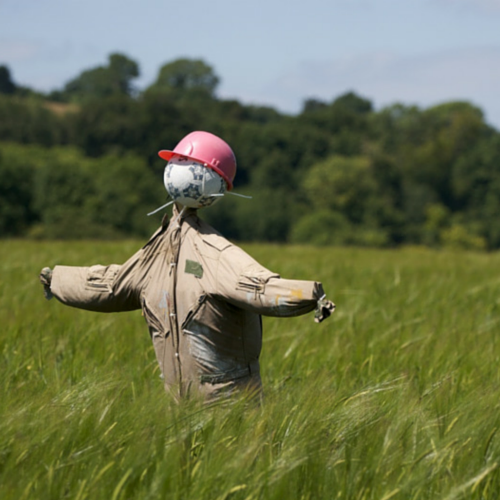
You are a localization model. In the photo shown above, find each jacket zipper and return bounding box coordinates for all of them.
[169,225,183,396]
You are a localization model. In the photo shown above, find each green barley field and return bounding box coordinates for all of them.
[2,240,500,500]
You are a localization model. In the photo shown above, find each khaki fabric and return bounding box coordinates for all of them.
[50,205,328,400]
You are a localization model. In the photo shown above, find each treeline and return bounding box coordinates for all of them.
[1,54,500,249]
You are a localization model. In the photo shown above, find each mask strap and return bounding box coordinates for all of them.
[227,192,252,199]
[173,205,187,227]
[148,191,252,216]
[147,200,174,216]
[207,192,252,200]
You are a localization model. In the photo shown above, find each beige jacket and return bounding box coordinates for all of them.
[50,205,333,400]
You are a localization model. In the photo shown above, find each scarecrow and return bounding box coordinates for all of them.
[40,131,335,401]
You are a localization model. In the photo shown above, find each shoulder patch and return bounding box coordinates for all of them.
[200,232,233,252]
[185,259,203,279]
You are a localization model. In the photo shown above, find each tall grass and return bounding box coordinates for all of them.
[2,240,500,499]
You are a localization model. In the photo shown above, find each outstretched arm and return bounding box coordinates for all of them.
[39,252,144,313]
[215,246,335,322]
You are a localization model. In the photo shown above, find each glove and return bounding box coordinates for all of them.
[39,267,53,300]
[314,294,335,323]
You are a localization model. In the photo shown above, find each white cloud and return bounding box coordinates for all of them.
[0,39,40,62]
[248,47,500,129]
[434,0,500,11]
[0,39,108,91]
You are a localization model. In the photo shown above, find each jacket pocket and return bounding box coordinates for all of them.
[141,297,167,338]
[236,266,279,295]
[142,297,170,377]
[181,294,207,331]
[85,264,121,293]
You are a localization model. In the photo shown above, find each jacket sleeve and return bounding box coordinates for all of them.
[50,250,144,313]
[214,245,325,317]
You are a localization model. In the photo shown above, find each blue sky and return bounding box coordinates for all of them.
[1,0,500,128]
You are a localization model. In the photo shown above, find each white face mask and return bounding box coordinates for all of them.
[163,157,226,208]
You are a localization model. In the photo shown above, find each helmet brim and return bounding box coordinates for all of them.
[158,150,233,190]
[158,150,175,162]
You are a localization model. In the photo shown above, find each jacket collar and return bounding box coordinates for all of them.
[173,203,197,219]
[160,203,199,230]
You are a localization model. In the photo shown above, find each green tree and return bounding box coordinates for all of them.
[0,149,36,236]
[63,53,139,102]
[371,103,426,153]
[30,146,164,239]
[451,134,500,248]
[108,53,140,95]
[0,95,67,146]
[202,186,297,242]
[72,95,141,157]
[301,98,328,113]
[149,58,219,96]
[290,209,351,246]
[292,154,394,246]
[299,92,373,156]
[304,155,376,223]
[0,65,16,94]
[84,153,165,237]
[409,101,486,206]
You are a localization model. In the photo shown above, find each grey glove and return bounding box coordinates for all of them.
[39,267,53,300]
[314,295,335,323]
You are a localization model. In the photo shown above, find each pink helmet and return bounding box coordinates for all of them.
[158,131,237,190]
